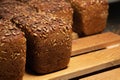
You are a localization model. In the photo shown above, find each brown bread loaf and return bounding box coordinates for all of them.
[0,20,26,80]
[0,1,26,80]
[12,13,72,74]
[69,0,109,36]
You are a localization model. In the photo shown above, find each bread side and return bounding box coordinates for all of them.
[69,0,109,35]
[0,20,26,80]
[0,1,26,80]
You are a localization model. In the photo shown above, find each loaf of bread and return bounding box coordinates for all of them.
[0,1,26,80]
[0,20,26,80]
[12,12,72,74]
[69,0,109,35]
[23,0,72,74]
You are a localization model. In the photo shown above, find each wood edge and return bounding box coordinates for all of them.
[71,32,120,56]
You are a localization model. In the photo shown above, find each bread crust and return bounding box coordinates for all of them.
[26,0,73,25]
[0,20,26,80]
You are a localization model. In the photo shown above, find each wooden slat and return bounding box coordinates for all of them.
[23,46,120,80]
[72,32,120,56]
[80,67,120,80]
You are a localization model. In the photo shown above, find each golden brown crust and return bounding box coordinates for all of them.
[69,0,109,35]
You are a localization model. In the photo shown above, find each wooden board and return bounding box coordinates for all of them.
[72,32,120,56]
[23,32,120,80]
[80,67,120,80]
[24,46,120,80]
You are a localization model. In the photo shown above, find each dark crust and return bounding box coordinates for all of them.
[0,19,26,80]
[0,0,72,74]
[27,0,73,25]
[0,1,26,80]
[69,0,109,35]
[0,0,36,20]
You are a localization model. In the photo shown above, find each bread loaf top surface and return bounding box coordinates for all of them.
[0,0,35,20]
[0,0,72,39]
[0,0,27,40]
[12,13,72,39]
[0,20,25,37]
[27,0,73,24]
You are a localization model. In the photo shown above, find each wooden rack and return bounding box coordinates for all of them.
[23,32,120,80]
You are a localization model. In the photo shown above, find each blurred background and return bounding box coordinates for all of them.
[105,0,120,35]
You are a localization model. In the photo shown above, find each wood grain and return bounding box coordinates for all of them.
[72,32,120,56]
[80,67,120,80]
[23,46,120,80]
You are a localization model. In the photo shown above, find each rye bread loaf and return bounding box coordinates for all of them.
[0,1,26,80]
[0,19,26,80]
[69,0,109,35]
[12,12,72,74]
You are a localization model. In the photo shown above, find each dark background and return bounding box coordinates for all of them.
[105,2,120,35]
